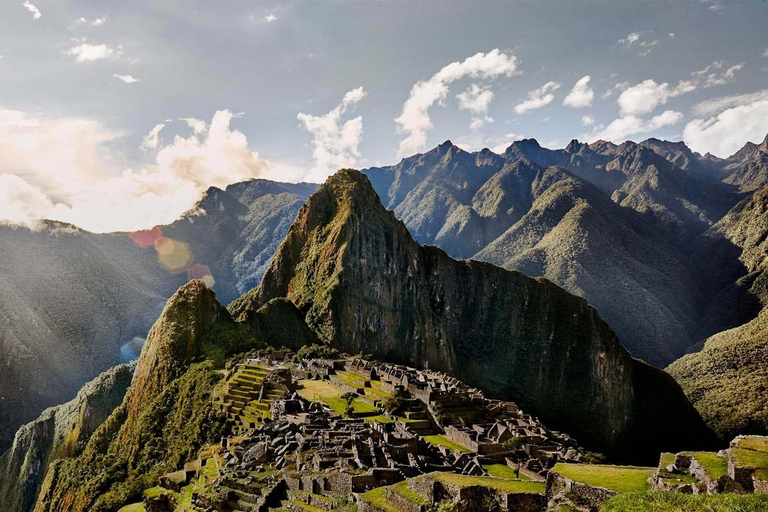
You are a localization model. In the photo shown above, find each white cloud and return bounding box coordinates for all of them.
[763,49,768,58]
[395,49,518,157]
[0,174,56,227]
[618,31,659,56]
[91,17,106,26]
[65,43,117,62]
[297,87,367,182]
[562,76,594,108]
[457,83,495,130]
[669,33,676,38]
[113,74,140,84]
[142,123,165,150]
[265,14,277,22]
[602,81,630,99]
[582,115,595,126]
[180,117,207,135]
[619,33,641,46]
[22,1,41,19]
[514,81,560,114]
[684,100,768,157]
[693,89,768,116]
[617,79,695,116]
[587,110,683,143]
[692,60,744,88]
[0,108,271,232]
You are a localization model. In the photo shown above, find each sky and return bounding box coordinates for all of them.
[1,0,768,232]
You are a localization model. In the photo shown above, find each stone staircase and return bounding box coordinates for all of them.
[222,363,284,435]
[398,399,435,435]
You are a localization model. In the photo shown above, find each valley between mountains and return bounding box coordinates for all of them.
[2,134,768,510]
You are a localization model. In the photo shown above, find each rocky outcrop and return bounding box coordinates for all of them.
[0,363,133,512]
[232,169,716,461]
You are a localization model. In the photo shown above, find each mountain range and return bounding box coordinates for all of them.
[2,132,768,484]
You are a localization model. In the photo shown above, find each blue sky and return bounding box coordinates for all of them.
[1,0,767,231]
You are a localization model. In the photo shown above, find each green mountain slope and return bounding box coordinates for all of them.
[0,363,133,512]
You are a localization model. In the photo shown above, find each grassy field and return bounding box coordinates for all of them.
[736,436,768,453]
[423,434,472,453]
[603,491,768,511]
[732,448,768,480]
[297,379,379,416]
[117,504,146,512]
[361,487,400,512]
[430,472,545,494]
[551,463,654,493]
[683,451,729,479]
[391,481,430,506]
[483,463,530,480]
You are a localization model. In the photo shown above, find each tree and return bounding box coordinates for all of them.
[341,392,358,418]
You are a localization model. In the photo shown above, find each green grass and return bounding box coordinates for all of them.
[117,504,146,512]
[289,500,325,512]
[391,481,430,506]
[483,463,530,480]
[603,491,768,511]
[551,463,654,493]
[682,451,729,479]
[732,448,768,480]
[361,487,400,512]
[424,435,472,453]
[735,436,768,453]
[142,486,168,498]
[430,473,545,494]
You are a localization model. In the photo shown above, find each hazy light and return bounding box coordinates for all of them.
[188,263,215,287]
[119,337,145,362]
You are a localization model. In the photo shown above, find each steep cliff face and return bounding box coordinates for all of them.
[232,169,715,461]
[0,363,133,512]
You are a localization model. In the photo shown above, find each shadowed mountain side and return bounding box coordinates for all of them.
[722,134,768,194]
[667,308,768,441]
[230,169,716,461]
[0,223,180,453]
[693,183,768,339]
[0,363,134,512]
[474,165,701,366]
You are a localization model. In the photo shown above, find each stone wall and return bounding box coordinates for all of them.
[545,470,618,511]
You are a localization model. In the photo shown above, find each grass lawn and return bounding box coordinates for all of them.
[430,472,545,494]
[296,380,379,415]
[683,451,729,479]
[361,487,400,512]
[117,504,146,512]
[551,463,654,493]
[424,435,472,453]
[735,436,768,453]
[603,491,768,511]
[391,481,430,506]
[732,448,768,480]
[297,379,345,398]
[483,463,530,480]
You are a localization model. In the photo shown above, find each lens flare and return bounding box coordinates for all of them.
[188,263,215,287]
[128,226,163,248]
[154,237,192,271]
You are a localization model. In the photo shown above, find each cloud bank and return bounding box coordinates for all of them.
[0,109,269,232]
[563,76,594,108]
[395,49,518,157]
[297,87,367,182]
